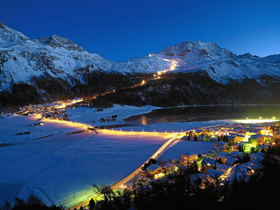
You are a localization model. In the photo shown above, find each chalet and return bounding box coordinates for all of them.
[262,135,273,143]
[225,157,238,166]
[216,163,231,173]
[207,169,224,179]
[235,134,246,143]
[250,134,263,145]
[181,153,197,166]
[146,164,164,179]
[212,154,227,164]
[164,162,178,173]
[201,157,216,171]
[229,151,243,158]
[226,135,237,144]
[229,143,240,152]
[214,142,228,151]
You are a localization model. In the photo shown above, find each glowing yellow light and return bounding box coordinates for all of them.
[142,80,145,85]
[234,118,278,124]
[156,58,179,76]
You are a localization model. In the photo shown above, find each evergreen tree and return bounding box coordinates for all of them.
[13,197,25,210]
[3,201,11,210]
[89,198,95,210]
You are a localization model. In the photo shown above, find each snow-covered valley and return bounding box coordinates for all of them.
[0,103,235,207]
[0,112,170,207]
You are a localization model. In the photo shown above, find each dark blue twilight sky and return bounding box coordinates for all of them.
[0,0,279,61]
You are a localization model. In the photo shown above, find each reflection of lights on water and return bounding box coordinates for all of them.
[234,118,278,124]
[141,116,147,125]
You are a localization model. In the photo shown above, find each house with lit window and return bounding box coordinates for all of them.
[216,163,231,173]
[207,169,224,179]
[201,157,216,172]
[146,164,164,179]
[214,141,228,151]
[228,143,240,152]
[249,134,263,145]
[226,135,237,144]
[181,152,198,166]
[235,134,246,143]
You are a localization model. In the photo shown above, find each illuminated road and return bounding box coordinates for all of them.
[89,80,146,100]
[38,58,183,208]
[88,57,179,101]
[60,132,182,210]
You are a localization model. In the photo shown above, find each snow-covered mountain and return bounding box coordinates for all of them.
[154,40,280,83]
[0,22,115,90]
[1,22,280,91]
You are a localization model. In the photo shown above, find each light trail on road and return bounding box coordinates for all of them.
[65,132,182,210]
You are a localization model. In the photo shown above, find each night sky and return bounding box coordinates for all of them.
[0,0,279,61]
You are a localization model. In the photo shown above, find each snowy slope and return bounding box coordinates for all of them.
[0,22,113,90]
[154,41,280,83]
[1,22,280,91]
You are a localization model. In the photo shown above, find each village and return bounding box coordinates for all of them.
[2,99,280,208]
[121,121,280,191]
[5,98,84,120]
[4,100,280,190]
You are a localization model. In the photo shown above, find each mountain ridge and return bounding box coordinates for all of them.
[1,22,280,91]
[1,22,280,110]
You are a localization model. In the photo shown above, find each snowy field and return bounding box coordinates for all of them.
[0,114,169,207]
[66,104,160,127]
[159,140,214,161]
[0,105,232,208]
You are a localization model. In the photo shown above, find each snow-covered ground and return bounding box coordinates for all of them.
[0,105,233,208]
[159,140,214,161]
[0,114,169,207]
[66,104,160,127]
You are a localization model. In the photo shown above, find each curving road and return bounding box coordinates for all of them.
[65,132,182,210]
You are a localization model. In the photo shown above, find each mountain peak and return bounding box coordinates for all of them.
[0,22,6,29]
[36,35,85,52]
[159,40,236,59]
[0,22,30,46]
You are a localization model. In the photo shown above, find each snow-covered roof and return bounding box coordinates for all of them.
[225,157,238,165]
[202,157,216,165]
[216,163,231,171]
[229,151,242,157]
[147,164,161,172]
[208,169,224,178]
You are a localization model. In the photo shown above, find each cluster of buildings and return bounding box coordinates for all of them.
[125,122,280,190]
[5,98,83,121]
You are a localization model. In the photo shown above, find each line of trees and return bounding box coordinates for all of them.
[0,195,63,210]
